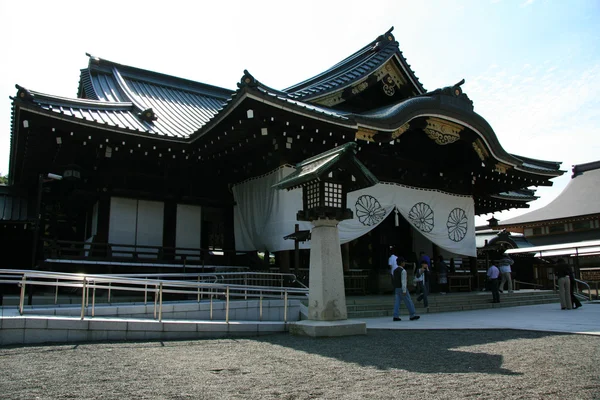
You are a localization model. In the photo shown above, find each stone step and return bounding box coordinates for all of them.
[346,292,561,318]
[347,293,558,308]
[348,298,561,318]
[346,290,555,303]
[347,297,560,311]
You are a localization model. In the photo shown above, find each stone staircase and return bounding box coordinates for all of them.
[346,290,561,319]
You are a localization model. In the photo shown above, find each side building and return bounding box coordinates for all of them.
[498,161,600,282]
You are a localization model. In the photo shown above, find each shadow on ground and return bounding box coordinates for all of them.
[253,329,564,375]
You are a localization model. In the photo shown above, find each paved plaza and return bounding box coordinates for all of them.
[364,301,600,335]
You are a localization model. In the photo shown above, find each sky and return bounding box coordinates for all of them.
[0,0,598,227]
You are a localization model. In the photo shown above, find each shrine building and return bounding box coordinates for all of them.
[1,28,564,293]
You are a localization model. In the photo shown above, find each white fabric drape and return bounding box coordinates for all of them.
[233,166,476,257]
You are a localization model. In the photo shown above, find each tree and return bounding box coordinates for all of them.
[0,174,7,185]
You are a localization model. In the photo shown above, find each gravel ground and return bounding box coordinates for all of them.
[0,330,598,400]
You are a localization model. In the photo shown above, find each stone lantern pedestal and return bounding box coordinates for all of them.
[289,219,366,337]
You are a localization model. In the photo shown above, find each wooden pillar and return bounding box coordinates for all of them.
[95,196,110,247]
[342,242,350,272]
[294,224,300,275]
[162,201,176,261]
[279,250,291,273]
[469,256,478,290]
[96,195,111,273]
[432,243,440,262]
[430,243,441,292]
[224,206,236,265]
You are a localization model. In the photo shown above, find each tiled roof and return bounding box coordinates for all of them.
[16,86,153,134]
[511,155,563,174]
[0,187,31,222]
[273,142,378,192]
[499,161,600,226]
[77,55,234,138]
[284,27,425,100]
[255,85,351,121]
[491,190,538,201]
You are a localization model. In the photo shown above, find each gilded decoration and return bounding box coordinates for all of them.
[355,127,378,142]
[351,81,369,96]
[391,123,410,139]
[317,61,407,107]
[382,75,396,96]
[424,117,463,145]
[375,62,407,89]
[495,163,510,174]
[315,78,369,107]
[472,139,490,161]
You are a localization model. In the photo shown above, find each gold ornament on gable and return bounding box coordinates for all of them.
[495,163,510,174]
[391,123,410,139]
[472,139,490,161]
[355,127,378,142]
[424,117,463,145]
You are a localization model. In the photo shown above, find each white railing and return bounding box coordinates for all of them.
[0,269,309,323]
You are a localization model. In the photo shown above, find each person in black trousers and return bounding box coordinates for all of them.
[569,269,582,309]
[555,259,572,310]
[487,264,500,303]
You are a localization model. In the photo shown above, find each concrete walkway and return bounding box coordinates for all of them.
[361,301,600,335]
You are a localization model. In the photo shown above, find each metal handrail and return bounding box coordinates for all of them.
[110,271,309,289]
[551,278,594,302]
[0,269,308,323]
[574,278,593,301]
[513,280,545,290]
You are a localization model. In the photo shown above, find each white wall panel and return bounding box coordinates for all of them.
[176,204,201,260]
[136,200,164,258]
[109,197,137,245]
[109,197,137,257]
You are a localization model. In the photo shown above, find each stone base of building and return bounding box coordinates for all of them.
[289,320,367,337]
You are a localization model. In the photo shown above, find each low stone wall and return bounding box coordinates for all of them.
[0,299,303,346]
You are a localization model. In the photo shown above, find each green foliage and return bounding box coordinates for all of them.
[0,174,7,185]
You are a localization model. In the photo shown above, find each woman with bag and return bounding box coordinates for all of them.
[414,260,429,308]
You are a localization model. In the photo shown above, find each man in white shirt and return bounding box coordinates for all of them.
[388,248,399,276]
[389,246,420,321]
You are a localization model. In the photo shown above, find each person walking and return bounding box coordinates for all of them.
[555,259,573,310]
[391,255,420,321]
[388,246,400,276]
[414,260,429,308]
[487,263,500,303]
[497,254,514,293]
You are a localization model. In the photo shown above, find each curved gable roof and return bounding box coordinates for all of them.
[283,27,425,102]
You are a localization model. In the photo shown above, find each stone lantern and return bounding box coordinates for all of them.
[274,142,378,337]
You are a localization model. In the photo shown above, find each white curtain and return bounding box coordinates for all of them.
[233,166,476,257]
